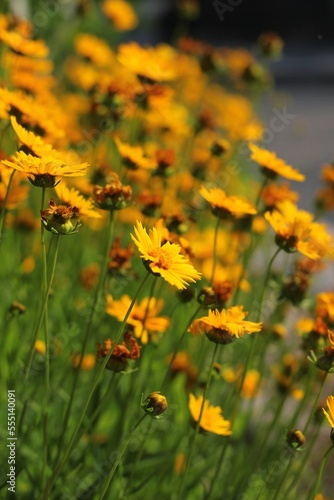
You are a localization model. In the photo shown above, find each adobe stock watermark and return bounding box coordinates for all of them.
[213,0,243,22]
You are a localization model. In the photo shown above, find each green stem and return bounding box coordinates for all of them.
[271,449,294,500]
[210,218,220,285]
[24,233,61,381]
[177,342,219,500]
[160,303,202,393]
[256,247,281,322]
[308,445,334,500]
[55,210,115,461]
[98,414,148,499]
[303,372,328,436]
[43,271,151,498]
[0,168,15,244]
[205,435,229,500]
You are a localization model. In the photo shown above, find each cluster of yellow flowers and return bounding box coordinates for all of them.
[1,5,334,498]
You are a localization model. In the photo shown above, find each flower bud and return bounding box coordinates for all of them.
[286,429,306,450]
[141,391,168,419]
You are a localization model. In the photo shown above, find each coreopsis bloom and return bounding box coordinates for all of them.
[189,306,262,344]
[55,183,101,220]
[41,198,81,235]
[106,294,170,344]
[0,28,49,58]
[1,151,87,188]
[141,392,168,419]
[131,221,201,289]
[188,394,232,436]
[323,395,334,428]
[93,174,132,210]
[199,186,257,220]
[264,200,334,260]
[261,182,299,210]
[10,116,58,158]
[108,237,134,277]
[102,0,138,31]
[118,42,178,83]
[96,332,141,372]
[114,136,156,170]
[249,143,305,181]
[0,163,29,210]
[315,292,334,326]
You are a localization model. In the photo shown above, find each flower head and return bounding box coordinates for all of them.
[2,151,87,187]
[199,186,257,220]
[189,306,262,344]
[93,174,132,210]
[102,0,138,31]
[264,200,334,260]
[41,198,81,235]
[249,143,305,181]
[323,395,334,428]
[141,392,168,419]
[131,221,201,289]
[96,332,141,372]
[106,294,170,344]
[188,394,232,436]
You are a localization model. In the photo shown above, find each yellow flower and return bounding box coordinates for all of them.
[188,394,232,436]
[114,136,156,170]
[261,182,299,210]
[189,306,262,344]
[2,151,87,187]
[323,395,334,428]
[249,143,305,181]
[199,186,257,219]
[131,221,201,289]
[0,29,49,58]
[264,200,334,260]
[106,294,170,344]
[102,0,138,31]
[10,116,59,158]
[55,183,101,219]
[118,42,177,83]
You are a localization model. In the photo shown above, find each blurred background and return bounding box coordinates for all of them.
[6,0,334,213]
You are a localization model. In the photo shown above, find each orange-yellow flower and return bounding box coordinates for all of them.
[106,294,170,344]
[264,200,334,260]
[189,306,262,344]
[114,136,156,170]
[55,183,101,219]
[249,143,305,181]
[102,0,138,31]
[2,151,87,187]
[131,221,201,289]
[323,395,334,428]
[188,394,232,436]
[199,186,257,219]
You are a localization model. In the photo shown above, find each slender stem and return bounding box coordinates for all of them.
[256,247,281,322]
[230,247,281,427]
[308,445,334,500]
[271,449,294,500]
[210,218,220,285]
[284,423,321,497]
[160,304,202,393]
[0,168,15,244]
[303,372,328,436]
[24,234,61,381]
[205,434,229,500]
[177,342,219,500]
[44,271,151,497]
[98,414,148,499]
[255,177,269,209]
[55,211,115,460]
